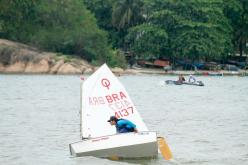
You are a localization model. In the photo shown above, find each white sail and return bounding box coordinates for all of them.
[81,64,148,138]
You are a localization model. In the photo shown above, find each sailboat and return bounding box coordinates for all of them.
[69,64,172,159]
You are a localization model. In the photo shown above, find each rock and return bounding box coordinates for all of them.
[83,67,94,74]
[24,59,50,73]
[0,63,5,72]
[111,67,124,74]
[49,60,64,74]
[0,39,111,74]
[4,62,26,73]
[57,63,82,74]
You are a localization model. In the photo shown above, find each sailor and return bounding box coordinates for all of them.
[107,116,138,133]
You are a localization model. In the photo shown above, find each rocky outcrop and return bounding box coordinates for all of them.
[4,62,26,73]
[49,60,64,74]
[57,63,82,74]
[0,39,94,74]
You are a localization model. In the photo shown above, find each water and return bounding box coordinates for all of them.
[0,74,248,165]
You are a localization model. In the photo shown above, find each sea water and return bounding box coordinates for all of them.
[0,74,247,165]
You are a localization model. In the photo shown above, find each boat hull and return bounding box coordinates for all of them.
[165,80,204,86]
[182,81,204,86]
[69,131,158,158]
[165,80,182,85]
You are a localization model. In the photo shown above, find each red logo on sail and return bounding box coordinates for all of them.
[101,78,110,90]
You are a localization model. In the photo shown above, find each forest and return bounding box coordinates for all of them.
[0,0,247,68]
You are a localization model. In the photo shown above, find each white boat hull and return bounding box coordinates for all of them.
[69,131,158,158]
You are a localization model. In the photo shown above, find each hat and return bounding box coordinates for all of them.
[107,116,117,122]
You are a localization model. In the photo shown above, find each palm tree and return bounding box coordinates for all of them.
[112,0,144,31]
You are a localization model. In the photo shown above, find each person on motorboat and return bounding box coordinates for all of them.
[188,75,196,83]
[107,116,138,133]
[177,74,186,83]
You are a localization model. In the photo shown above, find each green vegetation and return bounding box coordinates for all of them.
[0,46,15,65]
[0,0,248,67]
[0,0,118,67]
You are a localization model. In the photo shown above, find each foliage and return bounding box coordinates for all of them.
[224,0,248,56]
[107,49,127,68]
[0,0,117,66]
[1,0,248,67]
[112,0,144,31]
[140,0,233,61]
[33,0,113,64]
[83,0,121,48]
[126,24,168,59]
[0,46,15,65]
[111,0,145,49]
[83,0,114,30]
[0,0,40,42]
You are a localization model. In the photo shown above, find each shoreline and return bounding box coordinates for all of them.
[120,67,248,76]
[1,39,247,76]
[1,67,248,76]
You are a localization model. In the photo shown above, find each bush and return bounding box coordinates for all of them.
[0,46,13,65]
[108,50,127,69]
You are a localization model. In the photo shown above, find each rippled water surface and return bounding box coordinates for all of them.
[0,74,248,165]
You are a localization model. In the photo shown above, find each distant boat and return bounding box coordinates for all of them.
[69,64,172,159]
[165,80,204,86]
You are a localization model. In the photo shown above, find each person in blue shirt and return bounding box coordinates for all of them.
[107,116,138,133]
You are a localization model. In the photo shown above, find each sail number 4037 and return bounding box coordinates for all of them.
[115,107,134,118]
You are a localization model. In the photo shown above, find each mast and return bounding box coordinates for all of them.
[80,80,83,138]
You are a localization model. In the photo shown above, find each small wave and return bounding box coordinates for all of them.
[158,80,166,86]
[174,157,209,165]
[192,139,210,144]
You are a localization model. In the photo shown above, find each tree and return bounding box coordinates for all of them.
[83,0,114,30]
[224,0,248,56]
[0,0,119,65]
[112,0,144,31]
[128,0,233,61]
[110,0,145,49]
[0,0,40,42]
[126,24,168,59]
